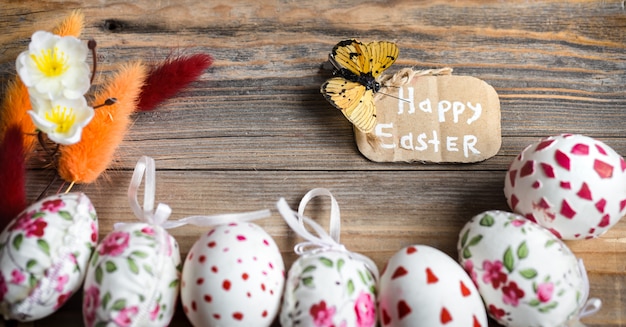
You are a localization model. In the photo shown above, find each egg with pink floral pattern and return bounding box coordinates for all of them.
[504,134,626,240]
[0,192,98,321]
[280,250,377,327]
[378,245,487,327]
[82,222,181,327]
[181,222,285,327]
[458,210,590,327]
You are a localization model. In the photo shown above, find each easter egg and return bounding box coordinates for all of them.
[82,222,181,327]
[0,192,98,321]
[281,250,377,327]
[504,134,626,239]
[181,222,285,327]
[378,245,487,327]
[457,210,588,327]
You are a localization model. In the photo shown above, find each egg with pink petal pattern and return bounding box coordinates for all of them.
[504,134,626,240]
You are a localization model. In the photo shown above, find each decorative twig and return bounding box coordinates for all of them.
[88,39,97,85]
[93,97,117,109]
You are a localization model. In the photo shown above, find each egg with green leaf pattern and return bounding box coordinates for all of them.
[281,250,378,327]
[0,192,98,321]
[457,210,593,327]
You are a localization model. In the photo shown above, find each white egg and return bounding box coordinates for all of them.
[458,210,589,327]
[504,134,626,239]
[281,250,377,327]
[82,222,181,327]
[0,192,98,321]
[181,222,285,327]
[379,245,487,327]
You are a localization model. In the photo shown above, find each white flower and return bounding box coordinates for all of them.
[16,31,90,100]
[28,96,94,145]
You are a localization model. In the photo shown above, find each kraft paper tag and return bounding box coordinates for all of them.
[355,68,501,163]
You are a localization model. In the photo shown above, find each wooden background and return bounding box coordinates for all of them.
[1,0,625,326]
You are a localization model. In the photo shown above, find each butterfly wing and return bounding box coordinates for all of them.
[330,39,371,77]
[345,88,376,133]
[330,39,398,78]
[364,41,399,78]
[321,77,376,133]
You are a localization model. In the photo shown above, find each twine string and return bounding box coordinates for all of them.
[374,67,454,102]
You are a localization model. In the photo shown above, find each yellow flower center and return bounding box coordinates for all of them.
[30,47,69,77]
[45,105,76,134]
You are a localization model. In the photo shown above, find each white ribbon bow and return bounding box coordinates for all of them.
[125,156,271,230]
[567,259,602,326]
[276,188,379,280]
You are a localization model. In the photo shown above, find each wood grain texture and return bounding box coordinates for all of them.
[1,0,625,326]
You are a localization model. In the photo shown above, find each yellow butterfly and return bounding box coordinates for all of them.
[321,39,399,133]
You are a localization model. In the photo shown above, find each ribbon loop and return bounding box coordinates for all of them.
[161,209,272,229]
[297,188,341,243]
[578,298,602,318]
[572,259,601,324]
[276,189,379,280]
[128,156,172,225]
[127,156,271,230]
[565,259,602,326]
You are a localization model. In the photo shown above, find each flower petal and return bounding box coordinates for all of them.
[57,36,88,61]
[17,31,91,100]
[28,110,55,132]
[29,31,60,53]
[28,96,94,145]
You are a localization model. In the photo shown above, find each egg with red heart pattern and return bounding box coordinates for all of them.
[378,245,487,327]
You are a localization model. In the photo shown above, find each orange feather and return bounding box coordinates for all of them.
[52,10,85,37]
[0,79,37,154]
[57,62,147,184]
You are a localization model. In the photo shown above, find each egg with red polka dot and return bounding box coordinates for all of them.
[180,222,285,326]
[504,134,626,240]
[378,245,487,327]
